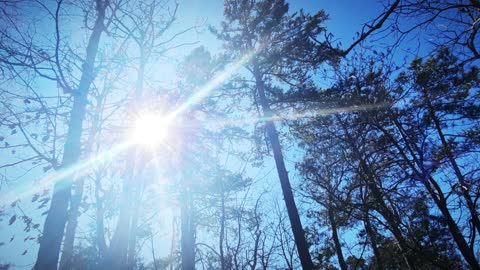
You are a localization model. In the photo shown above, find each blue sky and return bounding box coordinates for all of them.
[176,0,383,53]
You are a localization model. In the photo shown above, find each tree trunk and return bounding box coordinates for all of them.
[99,163,135,270]
[424,177,480,270]
[34,2,106,268]
[95,175,107,257]
[327,202,347,270]
[59,83,104,270]
[126,188,141,269]
[363,210,384,270]
[181,189,196,270]
[58,179,84,270]
[219,190,226,270]
[127,168,147,269]
[253,63,314,270]
[363,160,416,270]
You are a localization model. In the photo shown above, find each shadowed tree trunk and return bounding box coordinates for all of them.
[424,94,480,236]
[59,85,106,270]
[126,184,142,268]
[34,1,106,269]
[253,62,314,270]
[127,159,149,268]
[326,200,347,270]
[58,179,84,270]
[181,189,196,270]
[363,209,384,270]
[95,173,108,257]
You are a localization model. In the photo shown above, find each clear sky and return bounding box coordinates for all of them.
[176,0,384,53]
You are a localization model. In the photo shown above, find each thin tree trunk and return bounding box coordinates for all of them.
[100,163,135,270]
[95,174,107,257]
[363,159,416,270]
[219,190,226,270]
[34,2,106,269]
[250,221,261,270]
[126,188,141,269]
[59,83,105,270]
[424,177,480,270]
[181,189,195,270]
[363,209,384,270]
[253,63,314,270]
[58,179,84,270]
[150,233,159,270]
[127,167,147,269]
[169,217,176,270]
[100,44,147,270]
[326,202,347,270]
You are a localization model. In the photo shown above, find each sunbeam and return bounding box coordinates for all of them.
[170,50,257,118]
[204,102,389,129]
[0,141,132,206]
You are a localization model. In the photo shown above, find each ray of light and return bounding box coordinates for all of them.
[204,102,389,129]
[170,50,257,118]
[1,141,132,206]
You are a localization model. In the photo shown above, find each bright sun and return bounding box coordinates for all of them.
[132,113,171,146]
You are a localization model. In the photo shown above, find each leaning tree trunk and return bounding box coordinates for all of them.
[95,174,108,257]
[363,209,384,270]
[253,63,314,270]
[34,2,106,269]
[126,175,146,269]
[326,200,347,270]
[424,176,480,270]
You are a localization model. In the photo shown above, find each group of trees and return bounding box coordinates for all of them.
[0,0,478,269]
[294,48,479,269]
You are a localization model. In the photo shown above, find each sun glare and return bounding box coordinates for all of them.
[132,113,171,146]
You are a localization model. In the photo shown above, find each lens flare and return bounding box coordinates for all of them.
[0,49,260,206]
[132,113,172,146]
